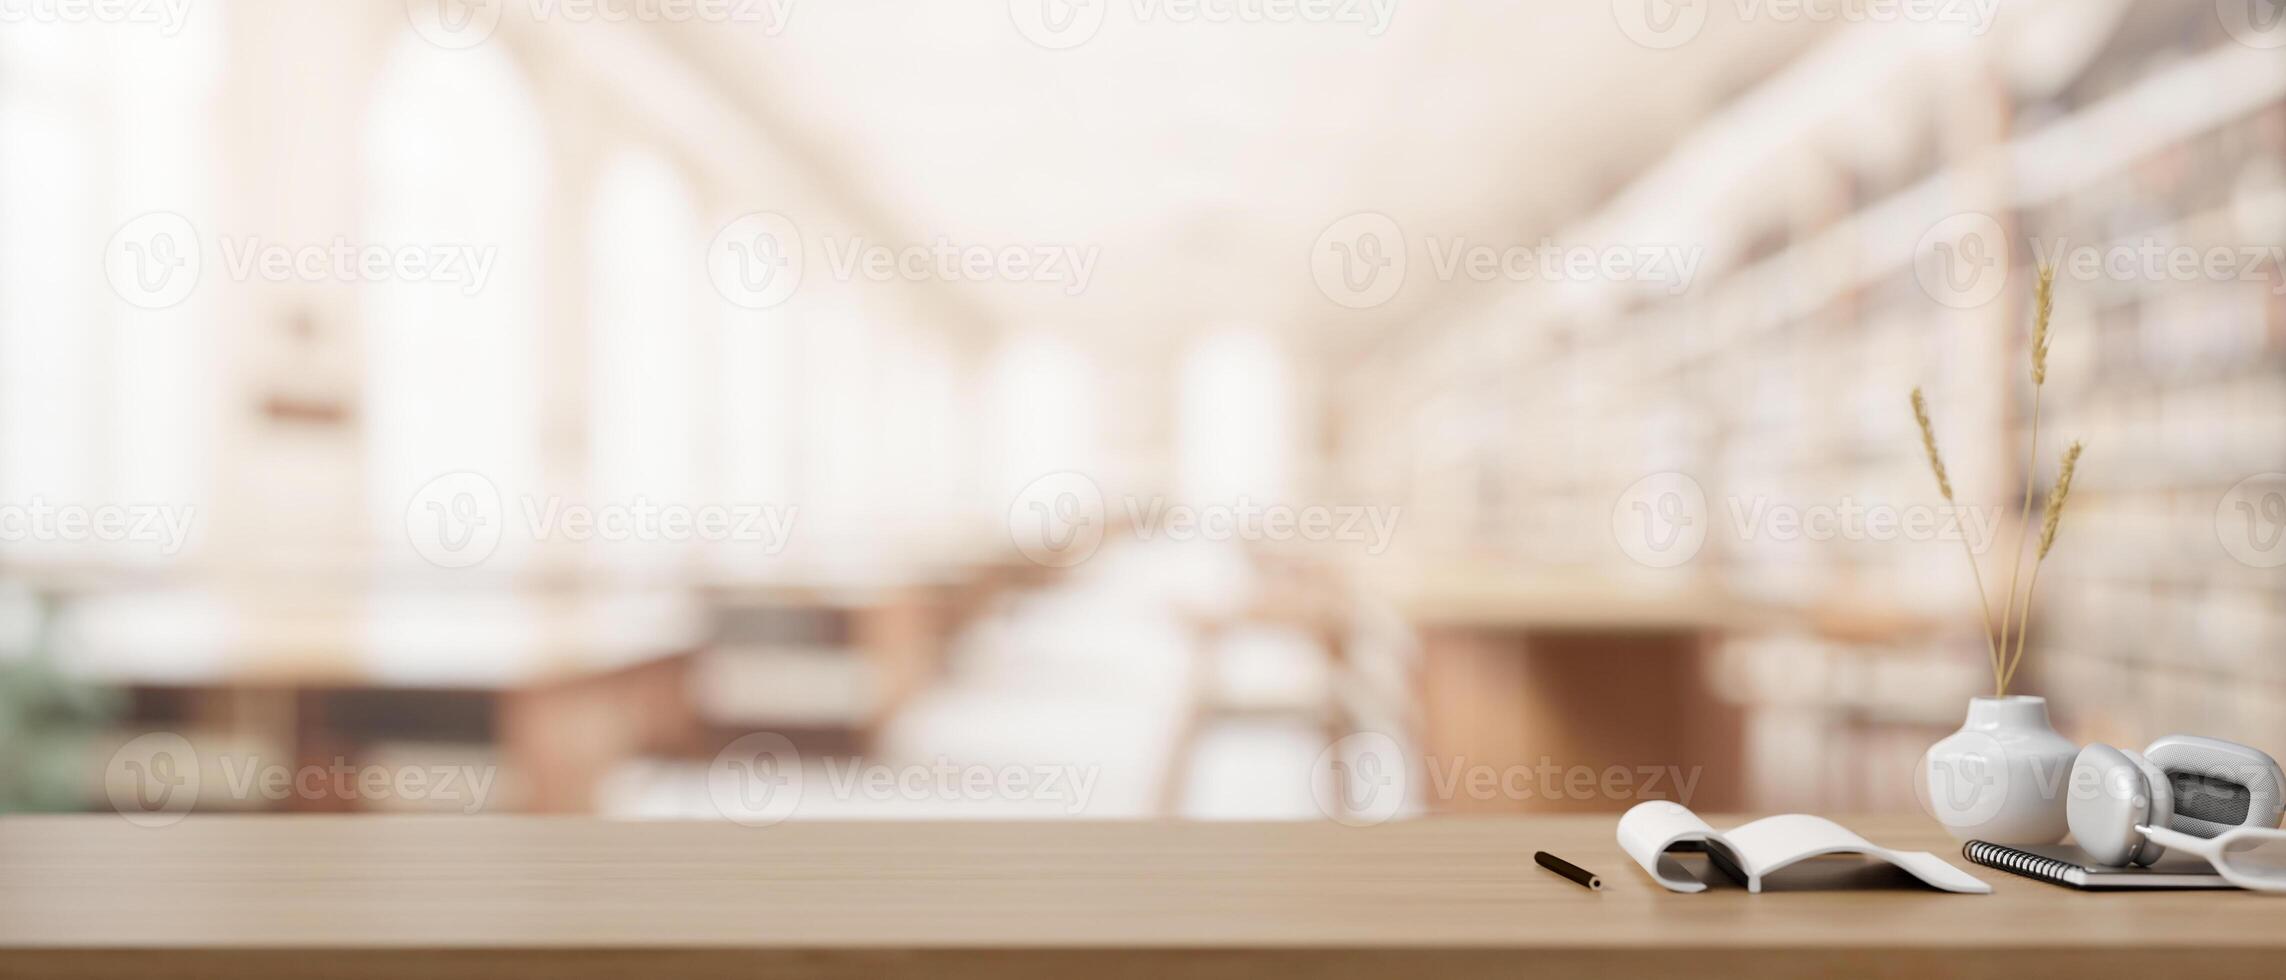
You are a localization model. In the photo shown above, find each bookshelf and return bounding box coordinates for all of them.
[1336,5,2286,812]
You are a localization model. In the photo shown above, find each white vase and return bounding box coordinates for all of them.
[1919,695,2078,844]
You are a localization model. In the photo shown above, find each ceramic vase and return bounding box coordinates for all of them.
[1920,695,2078,844]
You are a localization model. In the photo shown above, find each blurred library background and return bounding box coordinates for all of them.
[2,0,2282,822]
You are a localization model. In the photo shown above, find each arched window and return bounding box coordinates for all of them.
[110,22,222,548]
[587,148,702,569]
[714,299,797,577]
[0,30,103,535]
[878,326,963,548]
[987,333,1101,508]
[361,34,548,565]
[1178,330,1291,505]
[1,17,222,564]
[797,299,880,552]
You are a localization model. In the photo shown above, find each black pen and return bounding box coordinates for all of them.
[1535,850,1602,891]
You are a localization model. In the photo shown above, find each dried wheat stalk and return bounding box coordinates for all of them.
[1913,387,2002,691]
[1998,266,2056,661]
[2003,440,2081,693]
[1913,266,2086,697]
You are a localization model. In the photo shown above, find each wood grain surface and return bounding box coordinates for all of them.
[3,814,2280,979]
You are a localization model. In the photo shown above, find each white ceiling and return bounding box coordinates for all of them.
[660,2,1830,351]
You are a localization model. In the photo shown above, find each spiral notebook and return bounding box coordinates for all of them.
[1962,840,2232,890]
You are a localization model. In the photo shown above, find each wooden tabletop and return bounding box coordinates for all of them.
[3,814,2282,979]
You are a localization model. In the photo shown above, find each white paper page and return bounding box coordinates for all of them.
[1725,814,1988,893]
[1615,800,1723,893]
[1723,814,1873,879]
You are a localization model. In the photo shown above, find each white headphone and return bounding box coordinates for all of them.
[2066,735,2286,867]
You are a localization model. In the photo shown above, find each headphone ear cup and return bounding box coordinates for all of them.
[2143,734,2286,834]
[2069,744,2159,866]
[2121,750,2174,866]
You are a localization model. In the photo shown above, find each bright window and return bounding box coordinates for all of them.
[361,34,549,566]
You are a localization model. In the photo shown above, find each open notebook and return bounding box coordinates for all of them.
[1617,800,1990,894]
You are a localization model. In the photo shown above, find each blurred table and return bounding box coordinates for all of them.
[1401,577,1764,813]
[14,559,995,813]
[26,575,718,813]
[4,814,2281,979]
